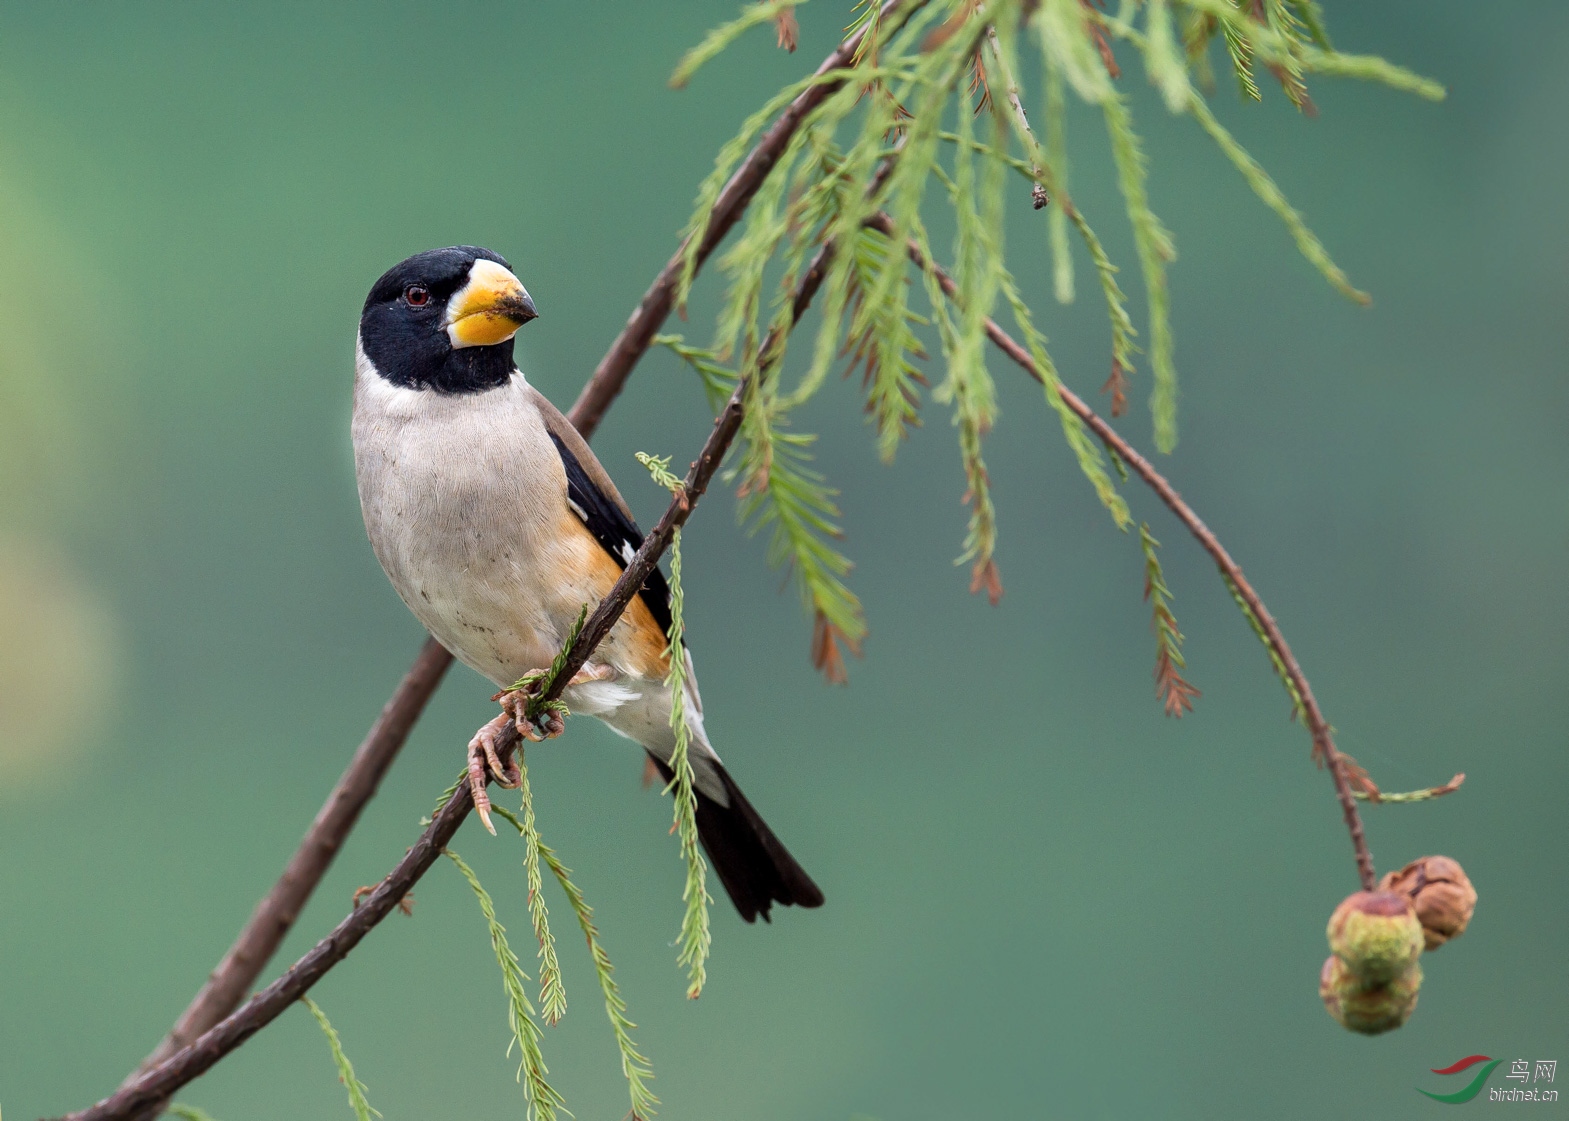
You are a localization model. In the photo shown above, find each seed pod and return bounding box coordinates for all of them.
[1319,954,1422,1035]
[1327,890,1423,983]
[1379,856,1477,951]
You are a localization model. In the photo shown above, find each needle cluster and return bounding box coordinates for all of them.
[666,0,1440,678]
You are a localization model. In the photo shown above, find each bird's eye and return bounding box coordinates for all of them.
[404,285,430,307]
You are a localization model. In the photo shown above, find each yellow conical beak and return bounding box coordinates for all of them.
[444,259,538,349]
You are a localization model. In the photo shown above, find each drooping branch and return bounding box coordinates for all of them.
[106,13,915,1114]
[889,217,1379,890]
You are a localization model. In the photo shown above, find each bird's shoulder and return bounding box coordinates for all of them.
[527,386,635,521]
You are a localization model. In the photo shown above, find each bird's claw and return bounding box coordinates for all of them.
[466,713,520,835]
[468,664,611,833]
[493,685,561,741]
[521,710,565,742]
[492,665,605,742]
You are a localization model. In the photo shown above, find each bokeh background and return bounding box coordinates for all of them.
[1,2,1564,1118]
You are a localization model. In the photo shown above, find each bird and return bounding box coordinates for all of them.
[350,245,824,923]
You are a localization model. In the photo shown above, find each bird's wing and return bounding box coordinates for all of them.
[529,384,675,638]
[529,386,637,521]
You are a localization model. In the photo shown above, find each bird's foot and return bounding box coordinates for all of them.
[494,662,615,740]
[468,663,619,833]
[492,684,565,744]
[467,713,521,835]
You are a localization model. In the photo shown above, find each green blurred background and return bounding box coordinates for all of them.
[0,2,1564,1117]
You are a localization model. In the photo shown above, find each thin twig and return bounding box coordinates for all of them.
[983,25,1050,208]
[1353,773,1465,804]
[887,217,1379,891]
[106,11,915,1115]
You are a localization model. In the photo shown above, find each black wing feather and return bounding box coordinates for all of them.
[548,432,674,636]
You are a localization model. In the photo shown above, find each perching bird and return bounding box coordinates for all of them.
[351,245,823,922]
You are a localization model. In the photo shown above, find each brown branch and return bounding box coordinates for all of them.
[887,218,1379,892]
[119,636,452,1093]
[62,741,486,1121]
[72,3,1367,1109]
[104,10,918,1115]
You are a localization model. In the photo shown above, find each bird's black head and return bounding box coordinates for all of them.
[359,245,538,394]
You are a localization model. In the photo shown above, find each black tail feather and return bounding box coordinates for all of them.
[647,753,824,923]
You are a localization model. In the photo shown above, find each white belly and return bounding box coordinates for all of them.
[351,356,575,684]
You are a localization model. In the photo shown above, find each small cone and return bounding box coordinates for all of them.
[1379,856,1477,951]
[1319,954,1421,1035]
[1327,891,1423,984]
